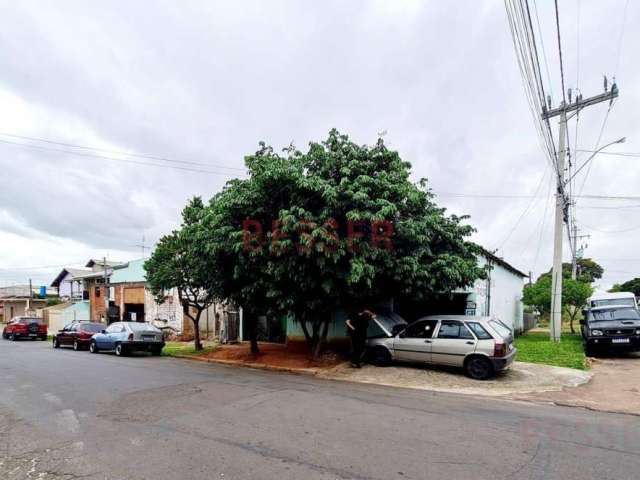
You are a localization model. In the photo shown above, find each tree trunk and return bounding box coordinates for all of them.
[247,316,259,355]
[313,318,330,358]
[299,318,312,344]
[192,309,203,351]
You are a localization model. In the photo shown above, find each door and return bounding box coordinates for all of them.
[430,320,477,366]
[393,320,438,363]
[59,322,75,345]
[65,323,79,345]
[100,323,123,349]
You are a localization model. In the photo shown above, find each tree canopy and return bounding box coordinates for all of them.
[145,197,219,350]
[609,278,640,296]
[538,258,604,284]
[148,130,487,354]
[523,275,593,333]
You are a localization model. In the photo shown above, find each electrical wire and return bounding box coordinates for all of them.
[0,132,246,172]
[553,0,567,104]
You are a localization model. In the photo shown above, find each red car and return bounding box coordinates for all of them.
[53,321,105,350]
[2,316,48,341]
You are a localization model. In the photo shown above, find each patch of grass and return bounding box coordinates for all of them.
[162,341,217,357]
[514,332,588,370]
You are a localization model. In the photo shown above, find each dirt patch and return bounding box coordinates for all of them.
[516,352,640,415]
[196,341,344,371]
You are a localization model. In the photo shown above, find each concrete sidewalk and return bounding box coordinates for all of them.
[318,361,591,397]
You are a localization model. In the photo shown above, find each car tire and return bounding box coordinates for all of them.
[2,332,7,340]
[585,344,599,357]
[9,333,17,341]
[73,340,80,351]
[151,347,162,356]
[115,343,127,357]
[89,341,99,354]
[53,337,60,348]
[464,356,494,380]
[369,346,392,366]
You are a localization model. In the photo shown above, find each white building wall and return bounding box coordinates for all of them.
[144,289,184,334]
[468,256,525,331]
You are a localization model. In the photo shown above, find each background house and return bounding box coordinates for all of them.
[51,267,91,300]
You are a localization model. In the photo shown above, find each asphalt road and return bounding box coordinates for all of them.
[1,340,639,480]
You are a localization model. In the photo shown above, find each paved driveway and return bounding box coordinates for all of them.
[517,352,640,415]
[1,340,640,480]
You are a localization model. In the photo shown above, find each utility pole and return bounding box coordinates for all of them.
[570,223,590,280]
[542,81,619,342]
[103,257,109,322]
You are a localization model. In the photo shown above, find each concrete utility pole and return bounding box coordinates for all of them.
[542,82,619,342]
[103,257,109,321]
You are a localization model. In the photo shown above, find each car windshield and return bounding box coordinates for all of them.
[127,322,160,332]
[81,323,104,333]
[489,320,512,339]
[591,298,636,308]
[589,308,640,322]
[19,318,41,324]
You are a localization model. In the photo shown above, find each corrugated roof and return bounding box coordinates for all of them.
[51,268,91,287]
[109,259,147,284]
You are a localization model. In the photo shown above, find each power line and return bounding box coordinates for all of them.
[614,0,631,76]
[576,150,640,158]
[0,132,246,172]
[553,0,567,104]
[497,164,549,251]
[0,139,242,177]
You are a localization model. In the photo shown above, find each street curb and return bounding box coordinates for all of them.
[171,354,323,376]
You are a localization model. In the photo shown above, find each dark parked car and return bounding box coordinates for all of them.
[581,306,640,356]
[89,321,165,356]
[53,321,105,350]
[2,316,47,341]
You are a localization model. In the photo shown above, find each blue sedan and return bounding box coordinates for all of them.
[89,321,165,356]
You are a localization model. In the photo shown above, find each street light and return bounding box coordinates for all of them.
[565,137,626,184]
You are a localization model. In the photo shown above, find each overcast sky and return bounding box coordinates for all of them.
[0,0,637,292]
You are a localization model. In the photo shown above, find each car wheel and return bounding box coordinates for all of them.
[151,347,162,356]
[53,337,60,348]
[89,341,99,354]
[369,346,391,366]
[2,332,7,339]
[585,344,599,357]
[115,343,126,357]
[73,340,80,351]
[9,333,17,341]
[465,356,494,380]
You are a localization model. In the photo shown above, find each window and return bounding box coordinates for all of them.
[467,322,492,340]
[81,323,104,333]
[489,320,512,338]
[437,321,474,339]
[402,320,438,339]
[106,323,123,334]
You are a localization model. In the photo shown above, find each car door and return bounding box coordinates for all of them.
[430,320,477,367]
[393,320,438,363]
[58,323,73,345]
[100,323,122,349]
[63,323,78,345]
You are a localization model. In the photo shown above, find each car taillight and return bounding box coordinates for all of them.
[128,333,134,341]
[494,341,507,358]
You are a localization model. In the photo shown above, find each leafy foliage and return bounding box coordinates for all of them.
[538,258,604,284]
[144,197,219,351]
[150,130,487,354]
[523,275,593,333]
[609,278,640,296]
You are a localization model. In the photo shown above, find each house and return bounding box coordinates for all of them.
[51,267,91,301]
[284,249,528,344]
[0,286,48,322]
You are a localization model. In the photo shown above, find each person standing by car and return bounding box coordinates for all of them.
[346,308,375,368]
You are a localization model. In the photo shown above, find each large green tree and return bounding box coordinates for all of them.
[145,198,220,351]
[609,278,640,296]
[539,258,604,284]
[199,130,486,355]
[523,275,593,333]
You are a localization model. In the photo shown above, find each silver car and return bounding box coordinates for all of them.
[366,314,517,380]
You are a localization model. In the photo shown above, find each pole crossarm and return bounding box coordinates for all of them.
[542,88,618,120]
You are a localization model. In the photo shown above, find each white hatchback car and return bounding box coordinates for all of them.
[366,314,517,380]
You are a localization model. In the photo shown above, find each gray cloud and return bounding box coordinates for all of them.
[0,0,638,290]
